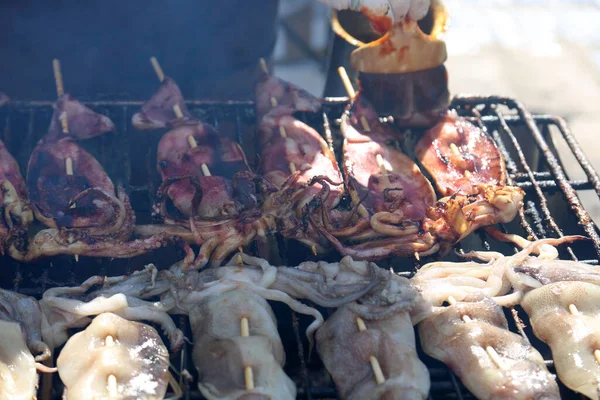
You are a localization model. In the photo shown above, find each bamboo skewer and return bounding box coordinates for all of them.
[268,101,293,173]
[187,135,198,149]
[337,67,371,132]
[150,57,165,82]
[53,59,64,97]
[104,335,118,397]
[53,60,79,263]
[567,303,600,363]
[355,317,385,385]
[449,143,460,156]
[240,317,255,391]
[447,296,509,370]
[259,58,269,75]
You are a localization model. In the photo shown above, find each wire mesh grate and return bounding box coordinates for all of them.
[1,95,599,399]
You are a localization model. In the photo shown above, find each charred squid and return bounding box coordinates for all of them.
[133,75,275,268]
[11,94,167,262]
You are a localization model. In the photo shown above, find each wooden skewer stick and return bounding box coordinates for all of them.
[65,157,74,176]
[289,162,296,174]
[173,104,184,119]
[338,66,371,132]
[338,67,356,99]
[53,59,64,97]
[446,296,472,322]
[244,367,255,391]
[268,96,289,139]
[60,111,69,134]
[485,346,507,370]
[240,317,250,337]
[568,304,600,363]
[150,57,165,82]
[201,164,212,177]
[414,252,421,261]
[356,317,386,385]
[187,135,198,149]
[107,374,118,397]
[240,318,255,390]
[259,58,269,75]
[237,247,244,265]
[311,245,318,256]
[105,335,117,396]
[568,303,580,315]
[449,143,460,156]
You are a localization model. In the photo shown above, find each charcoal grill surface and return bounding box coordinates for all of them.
[1,95,599,399]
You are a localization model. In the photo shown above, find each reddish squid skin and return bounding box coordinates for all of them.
[342,94,436,220]
[415,116,507,196]
[157,120,252,219]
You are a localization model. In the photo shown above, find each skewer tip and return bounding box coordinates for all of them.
[337,66,356,99]
[150,56,165,82]
[259,58,269,74]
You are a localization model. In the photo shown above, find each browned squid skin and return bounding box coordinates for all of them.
[45,94,115,141]
[418,294,560,400]
[131,76,192,130]
[255,69,321,120]
[258,106,346,252]
[133,78,277,268]
[0,138,33,253]
[27,139,121,230]
[156,121,255,219]
[342,94,436,220]
[415,116,507,196]
[415,116,524,252]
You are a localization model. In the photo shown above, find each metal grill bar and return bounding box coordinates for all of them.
[0,95,597,399]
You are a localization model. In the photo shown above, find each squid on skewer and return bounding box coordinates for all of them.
[133,59,275,268]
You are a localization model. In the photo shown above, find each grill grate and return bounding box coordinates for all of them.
[1,95,599,399]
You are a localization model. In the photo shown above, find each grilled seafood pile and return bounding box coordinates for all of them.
[0,288,55,400]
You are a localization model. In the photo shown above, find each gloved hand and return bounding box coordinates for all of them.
[318,0,430,23]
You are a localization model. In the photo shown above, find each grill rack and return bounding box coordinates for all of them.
[1,95,600,399]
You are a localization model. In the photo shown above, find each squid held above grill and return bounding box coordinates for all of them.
[0,288,55,400]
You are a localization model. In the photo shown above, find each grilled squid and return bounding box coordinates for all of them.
[0,138,33,253]
[0,289,55,400]
[521,281,600,399]
[309,92,439,260]
[317,301,430,399]
[188,290,296,400]
[416,115,525,252]
[418,293,559,400]
[132,76,274,268]
[11,94,167,261]
[57,312,170,400]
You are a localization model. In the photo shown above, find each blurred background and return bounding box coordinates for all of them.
[273,0,600,219]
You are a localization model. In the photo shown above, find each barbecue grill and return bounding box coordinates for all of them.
[1,94,599,399]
